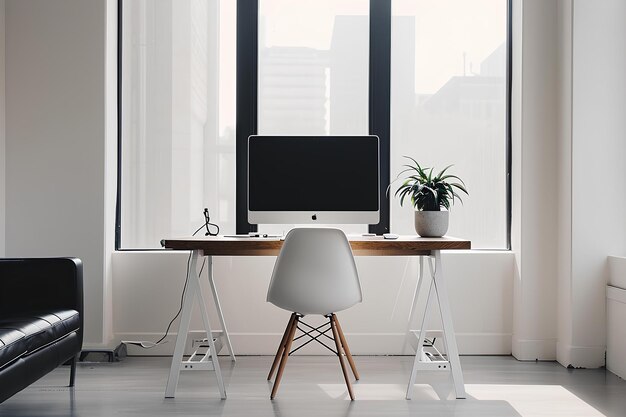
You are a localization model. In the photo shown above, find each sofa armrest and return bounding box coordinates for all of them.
[0,258,83,334]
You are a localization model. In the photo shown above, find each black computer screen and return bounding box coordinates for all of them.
[248,136,379,212]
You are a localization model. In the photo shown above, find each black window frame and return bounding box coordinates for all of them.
[236,0,391,235]
[115,0,122,249]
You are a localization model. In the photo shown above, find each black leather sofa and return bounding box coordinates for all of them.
[0,258,83,403]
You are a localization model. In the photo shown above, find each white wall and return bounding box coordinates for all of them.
[556,0,574,368]
[556,0,626,368]
[0,0,5,257]
[511,0,560,361]
[4,0,109,347]
[112,251,514,355]
[510,0,626,367]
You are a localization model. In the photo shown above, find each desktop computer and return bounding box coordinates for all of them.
[247,135,380,225]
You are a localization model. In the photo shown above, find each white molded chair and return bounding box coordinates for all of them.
[266,228,362,400]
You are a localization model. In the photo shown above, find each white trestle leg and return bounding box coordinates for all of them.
[406,251,466,400]
[165,250,227,399]
[206,255,236,362]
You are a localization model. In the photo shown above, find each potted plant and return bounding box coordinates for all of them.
[391,157,468,237]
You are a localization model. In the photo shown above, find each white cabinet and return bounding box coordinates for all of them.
[607,285,626,379]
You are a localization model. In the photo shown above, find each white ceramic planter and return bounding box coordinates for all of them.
[414,210,449,237]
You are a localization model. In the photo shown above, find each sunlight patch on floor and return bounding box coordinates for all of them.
[317,382,606,417]
[466,384,606,417]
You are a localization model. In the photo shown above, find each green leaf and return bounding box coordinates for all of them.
[436,164,454,180]
[398,187,412,207]
[403,155,421,170]
[440,174,467,186]
[450,182,468,195]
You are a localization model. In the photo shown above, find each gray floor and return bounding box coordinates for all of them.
[2,356,626,417]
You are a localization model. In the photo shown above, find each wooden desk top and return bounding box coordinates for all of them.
[162,235,471,257]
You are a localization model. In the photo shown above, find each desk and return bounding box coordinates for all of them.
[162,235,471,400]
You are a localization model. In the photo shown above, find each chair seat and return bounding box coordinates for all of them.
[0,309,80,357]
[267,228,362,315]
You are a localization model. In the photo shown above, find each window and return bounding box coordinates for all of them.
[119,0,236,248]
[118,0,510,249]
[391,0,508,248]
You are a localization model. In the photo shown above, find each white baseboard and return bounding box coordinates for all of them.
[459,332,513,354]
[512,337,557,360]
[556,342,605,369]
[115,331,513,356]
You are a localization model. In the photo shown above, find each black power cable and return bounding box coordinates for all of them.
[142,209,217,348]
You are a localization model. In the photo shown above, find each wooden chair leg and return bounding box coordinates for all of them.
[330,314,354,400]
[268,313,296,380]
[270,314,299,399]
[333,315,359,380]
[69,355,78,387]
